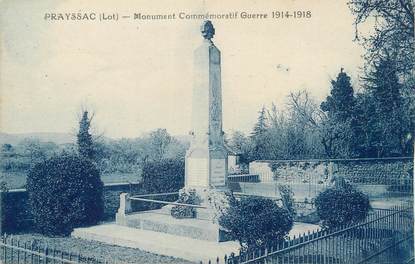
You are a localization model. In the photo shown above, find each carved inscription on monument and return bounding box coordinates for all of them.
[210,159,226,186]
[187,158,208,186]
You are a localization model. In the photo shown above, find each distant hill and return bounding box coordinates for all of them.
[0,132,75,145]
[0,132,191,146]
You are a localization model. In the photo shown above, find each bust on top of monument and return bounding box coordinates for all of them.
[201,20,215,41]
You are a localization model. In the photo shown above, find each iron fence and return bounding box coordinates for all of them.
[203,205,413,264]
[228,175,260,183]
[0,235,114,264]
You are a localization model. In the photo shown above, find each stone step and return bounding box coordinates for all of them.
[72,224,240,263]
[119,210,229,241]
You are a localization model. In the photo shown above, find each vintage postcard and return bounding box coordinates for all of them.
[0,0,413,263]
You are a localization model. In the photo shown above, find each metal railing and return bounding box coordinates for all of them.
[203,205,413,264]
[128,195,207,209]
[0,235,113,264]
[228,175,260,183]
[116,191,213,221]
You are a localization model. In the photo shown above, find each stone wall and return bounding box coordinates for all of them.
[249,157,413,184]
[1,182,143,233]
[248,158,413,199]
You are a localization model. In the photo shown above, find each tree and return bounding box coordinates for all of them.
[348,0,414,158]
[250,106,270,160]
[141,159,184,193]
[219,196,293,249]
[27,154,104,236]
[247,98,326,161]
[320,69,358,158]
[77,111,95,160]
[146,129,172,161]
[251,106,268,137]
[287,91,323,129]
[264,104,288,160]
[163,138,187,161]
[358,58,414,157]
[18,139,48,164]
[1,144,13,154]
[321,69,355,121]
[348,0,414,82]
[228,131,251,163]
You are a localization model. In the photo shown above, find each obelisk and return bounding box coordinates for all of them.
[185,21,228,191]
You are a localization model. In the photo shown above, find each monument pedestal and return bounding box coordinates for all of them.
[116,187,232,242]
[116,209,230,242]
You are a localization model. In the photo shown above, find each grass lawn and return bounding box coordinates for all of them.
[11,233,194,264]
[1,171,140,189]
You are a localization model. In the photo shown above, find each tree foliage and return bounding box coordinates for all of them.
[229,95,325,163]
[219,196,293,249]
[249,106,270,161]
[278,185,296,217]
[77,111,95,160]
[27,154,104,236]
[355,58,414,157]
[315,183,371,229]
[321,69,355,121]
[1,128,187,178]
[348,0,414,81]
[320,69,358,158]
[141,159,185,193]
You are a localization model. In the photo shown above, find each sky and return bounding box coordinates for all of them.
[0,0,367,138]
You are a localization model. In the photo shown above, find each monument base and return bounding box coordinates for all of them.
[72,223,240,263]
[115,188,232,242]
[116,208,230,242]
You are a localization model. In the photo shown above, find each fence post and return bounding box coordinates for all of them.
[1,234,5,264]
[17,240,20,264]
[10,236,13,263]
[23,241,27,264]
[45,245,49,264]
[51,247,56,264]
[30,241,34,264]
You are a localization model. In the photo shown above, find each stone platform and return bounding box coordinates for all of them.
[116,208,229,241]
[72,223,240,263]
[72,222,320,262]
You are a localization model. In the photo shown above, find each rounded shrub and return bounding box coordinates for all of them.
[315,184,371,229]
[27,154,104,236]
[219,196,293,248]
[141,159,184,193]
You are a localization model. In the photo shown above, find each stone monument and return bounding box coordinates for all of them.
[114,21,231,242]
[185,20,229,192]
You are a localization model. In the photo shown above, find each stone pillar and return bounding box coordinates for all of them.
[185,21,228,191]
[115,193,131,226]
